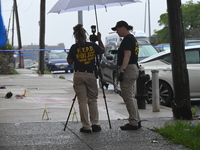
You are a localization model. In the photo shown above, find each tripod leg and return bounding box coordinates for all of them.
[101,79,112,129]
[64,95,76,131]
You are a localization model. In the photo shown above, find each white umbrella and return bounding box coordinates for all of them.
[48,0,142,31]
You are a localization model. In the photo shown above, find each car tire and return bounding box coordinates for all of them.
[70,70,74,73]
[65,70,68,73]
[146,80,173,106]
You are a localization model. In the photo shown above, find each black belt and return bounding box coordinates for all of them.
[75,70,94,73]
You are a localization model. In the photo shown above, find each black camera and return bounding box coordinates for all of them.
[89,25,98,43]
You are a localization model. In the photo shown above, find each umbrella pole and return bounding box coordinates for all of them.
[94,5,99,32]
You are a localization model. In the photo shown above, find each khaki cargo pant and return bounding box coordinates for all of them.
[120,64,140,126]
[73,72,100,130]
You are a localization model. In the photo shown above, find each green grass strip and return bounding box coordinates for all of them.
[156,121,200,150]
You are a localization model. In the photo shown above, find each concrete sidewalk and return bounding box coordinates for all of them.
[0,69,192,150]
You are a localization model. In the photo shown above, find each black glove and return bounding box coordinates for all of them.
[118,72,125,82]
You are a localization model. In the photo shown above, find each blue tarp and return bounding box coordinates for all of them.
[0,1,6,48]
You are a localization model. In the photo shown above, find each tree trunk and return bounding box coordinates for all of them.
[167,0,192,120]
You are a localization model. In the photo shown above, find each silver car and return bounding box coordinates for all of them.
[139,45,200,106]
[24,59,36,69]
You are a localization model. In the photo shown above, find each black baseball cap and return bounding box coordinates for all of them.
[111,20,133,31]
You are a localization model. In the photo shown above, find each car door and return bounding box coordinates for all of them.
[185,49,200,98]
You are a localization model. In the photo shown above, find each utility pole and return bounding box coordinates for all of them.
[144,0,147,33]
[78,11,83,25]
[148,0,151,37]
[167,0,192,119]
[12,6,15,46]
[39,0,46,74]
[13,0,24,68]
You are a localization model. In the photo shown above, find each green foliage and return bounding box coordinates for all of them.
[0,42,14,50]
[59,75,65,79]
[44,70,51,74]
[36,69,52,74]
[191,106,199,118]
[182,1,200,30]
[13,70,19,74]
[155,27,170,44]
[0,42,15,74]
[158,13,168,27]
[156,121,200,150]
[154,0,200,45]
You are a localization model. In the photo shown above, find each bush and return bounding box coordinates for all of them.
[0,43,15,74]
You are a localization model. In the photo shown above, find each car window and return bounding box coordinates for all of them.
[160,49,200,64]
[24,60,33,65]
[185,50,200,64]
[48,52,67,59]
[160,53,171,63]
[105,45,116,57]
[187,42,200,46]
[185,41,200,46]
[139,44,158,57]
[104,42,158,61]
[57,53,67,59]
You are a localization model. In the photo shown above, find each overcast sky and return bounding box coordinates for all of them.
[1,0,199,49]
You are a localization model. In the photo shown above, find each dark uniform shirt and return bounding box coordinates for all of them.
[68,42,101,71]
[117,34,139,66]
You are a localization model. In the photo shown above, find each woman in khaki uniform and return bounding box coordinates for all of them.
[67,24,104,133]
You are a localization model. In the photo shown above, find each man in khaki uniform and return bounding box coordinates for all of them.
[111,20,141,130]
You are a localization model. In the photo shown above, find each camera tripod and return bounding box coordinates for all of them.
[63,54,112,131]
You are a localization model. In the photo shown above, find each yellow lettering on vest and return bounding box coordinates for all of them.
[85,47,89,52]
[84,61,90,64]
[89,46,94,51]
[77,48,81,53]
[80,53,86,58]
[87,51,94,57]
[88,57,93,61]
[79,59,87,62]
[135,42,139,55]
[76,54,80,59]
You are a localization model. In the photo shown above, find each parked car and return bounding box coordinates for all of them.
[24,59,36,68]
[99,40,158,92]
[139,45,200,106]
[44,51,73,73]
[155,40,200,52]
